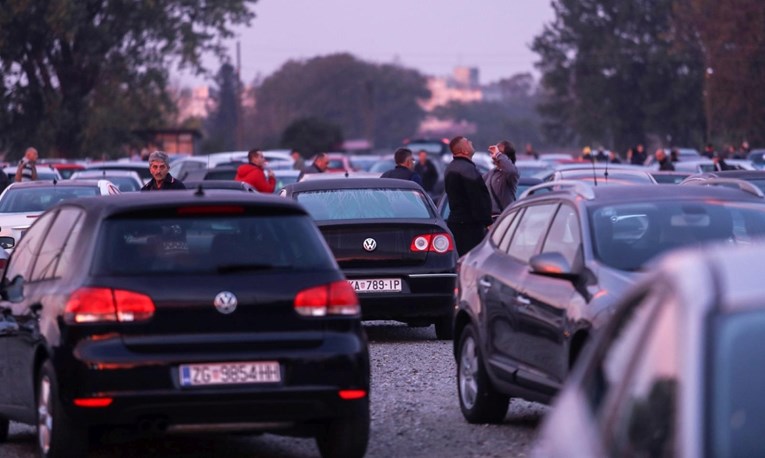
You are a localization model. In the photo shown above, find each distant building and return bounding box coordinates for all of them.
[420,67,483,112]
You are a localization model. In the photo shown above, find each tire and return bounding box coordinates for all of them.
[37,361,88,458]
[315,399,369,458]
[457,325,509,424]
[434,314,454,340]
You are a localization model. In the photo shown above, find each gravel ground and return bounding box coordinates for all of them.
[2,322,547,457]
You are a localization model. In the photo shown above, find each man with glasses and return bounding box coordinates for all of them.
[380,147,423,186]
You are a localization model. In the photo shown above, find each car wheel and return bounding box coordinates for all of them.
[315,399,369,458]
[457,325,509,424]
[434,314,454,340]
[37,361,88,458]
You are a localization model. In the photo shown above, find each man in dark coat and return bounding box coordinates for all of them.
[141,151,186,191]
[380,148,423,186]
[444,136,492,256]
[298,152,329,181]
[414,150,438,192]
[655,149,675,171]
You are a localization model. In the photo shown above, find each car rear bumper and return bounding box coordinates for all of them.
[351,272,456,320]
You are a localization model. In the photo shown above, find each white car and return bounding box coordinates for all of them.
[70,169,143,192]
[3,166,63,182]
[0,180,119,251]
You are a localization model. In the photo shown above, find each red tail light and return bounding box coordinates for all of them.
[74,397,113,408]
[338,389,367,400]
[410,233,454,253]
[294,281,360,317]
[64,288,155,324]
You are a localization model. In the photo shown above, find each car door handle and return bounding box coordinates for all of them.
[478,278,492,288]
[516,295,531,305]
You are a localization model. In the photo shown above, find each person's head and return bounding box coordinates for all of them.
[636,144,645,153]
[148,151,170,182]
[313,152,329,171]
[449,136,474,158]
[394,148,414,169]
[248,148,265,167]
[24,147,38,162]
[705,143,714,152]
[525,143,533,152]
[291,149,301,159]
[726,144,736,154]
[418,150,428,164]
[741,140,750,150]
[497,140,516,164]
[655,148,667,162]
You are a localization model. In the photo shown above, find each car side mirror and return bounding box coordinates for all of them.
[0,236,14,250]
[529,252,579,279]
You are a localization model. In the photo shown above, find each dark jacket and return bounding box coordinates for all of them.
[141,174,186,191]
[483,154,520,214]
[630,150,647,165]
[414,159,438,192]
[380,166,423,186]
[658,158,675,171]
[444,156,492,226]
[298,162,324,181]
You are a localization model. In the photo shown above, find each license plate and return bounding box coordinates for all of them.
[179,361,281,386]
[348,278,402,293]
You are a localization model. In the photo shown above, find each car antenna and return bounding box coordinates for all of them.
[345,170,349,178]
[194,184,205,196]
[590,152,598,186]
[604,151,609,182]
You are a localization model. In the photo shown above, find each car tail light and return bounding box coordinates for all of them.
[410,233,454,253]
[338,389,367,400]
[64,288,155,324]
[294,281,360,317]
[73,397,113,408]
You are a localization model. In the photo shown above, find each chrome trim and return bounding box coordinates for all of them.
[407,273,458,278]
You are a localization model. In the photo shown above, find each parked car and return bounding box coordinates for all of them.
[0,190,370,457]
[282,178,457,339]
[680,170,765,193]
[85,161,152,184]
[70,169,143,192]
[47,162,85,179]
[746,149,765,169]
[542,165,658,185]
[649,170,692,184]
[183,180,257,192]
[534,240,765,457]
[3,166,62,182]
[0,180,119,252]
[452,181,765,423]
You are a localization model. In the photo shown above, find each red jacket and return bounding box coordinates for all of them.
[235,163,275,193]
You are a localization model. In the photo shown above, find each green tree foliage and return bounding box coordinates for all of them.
[281,117,343,156]
[246,53,430,150]
[432,73,544,150]
[532,0,706,151]
[0,0,256,158]
[203,62,241,153]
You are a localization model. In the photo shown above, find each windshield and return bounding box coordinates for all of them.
[0,186,98,212]
[589,201,765,271]
[93,214,336,275]
[296,188,434,220]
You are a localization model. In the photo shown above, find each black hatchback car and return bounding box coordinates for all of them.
[282,178,457,339]
[0,191,369,458]
[453,181,765,423]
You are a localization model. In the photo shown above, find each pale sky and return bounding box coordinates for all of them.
[175,1,556,86]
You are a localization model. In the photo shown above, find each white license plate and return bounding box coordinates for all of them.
[348,278,402,293]
[179,361,281,386]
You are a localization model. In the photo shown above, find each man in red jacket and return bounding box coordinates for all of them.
[235,148,276,193]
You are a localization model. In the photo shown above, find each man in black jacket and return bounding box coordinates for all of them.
[444,136,492,256]
[380,148,423,186]
[414,149,438,192]
[141,151,186,191]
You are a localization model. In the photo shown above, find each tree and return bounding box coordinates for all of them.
[531,0,706,152]
[281,117,343,156]
[245,53,430,149]
[203,62,241,153]
[0,0,256,158]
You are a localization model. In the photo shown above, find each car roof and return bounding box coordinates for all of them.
[73,169,141,177]
[687,170,765,179]
[286,177,424,192]
[4,179,105,189]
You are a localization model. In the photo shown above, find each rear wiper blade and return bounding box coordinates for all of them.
[216,263,278,273]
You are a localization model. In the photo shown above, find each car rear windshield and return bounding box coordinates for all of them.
[709,309,765,456]
[589,201,765,271]
[92,213,336,275]
[296,188,435,221]
[0,186,98,213]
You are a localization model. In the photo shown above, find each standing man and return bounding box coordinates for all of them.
[291,149,305,171]
[414,150,438,193]
[15,147,38,182]
[631,144,647,165]
[235,148,276,193]
[141,151,186,191]
[655,148,675,171]
[381,148,423,186]
[298,152,329,180]
[444,136,492,256]
[484,140,520,216]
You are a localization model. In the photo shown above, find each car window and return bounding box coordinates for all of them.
[542,204,581,266]
[489,210,517,247]
[296,188,434,220]
[604,292,679,457]
[5,211,57,281]
[31,207,84,281]
[498,207,525,252]
[506,203,558,263]
[93,213,336,275]
[0,186,99,213]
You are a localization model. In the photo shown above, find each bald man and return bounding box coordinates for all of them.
[15,147,38,182]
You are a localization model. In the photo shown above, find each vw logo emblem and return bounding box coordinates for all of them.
[213,291,238,314]
[362,238,377,252]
